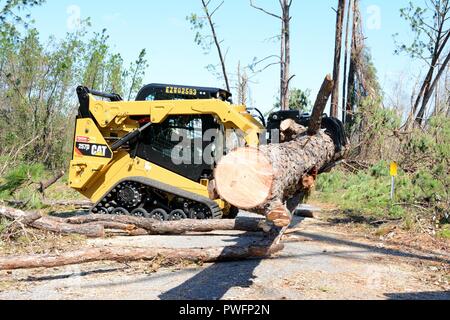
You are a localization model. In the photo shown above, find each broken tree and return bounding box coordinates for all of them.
[0,206,268,238]
[215,75,344,227]
[0,244,284,271]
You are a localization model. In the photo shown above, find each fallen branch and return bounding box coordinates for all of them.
[66,214,267,235]
[0,243,285,271]
[0,206,268,238]
[39,171,65,194]
[0,206,104,238]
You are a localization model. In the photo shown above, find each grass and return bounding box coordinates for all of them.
[0,218,10,234]
[314,161,448,234]
[315,162,407,219]
[437,225,450,240]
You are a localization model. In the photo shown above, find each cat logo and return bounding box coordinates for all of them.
[75,142,112,159]
[91,145,108,157]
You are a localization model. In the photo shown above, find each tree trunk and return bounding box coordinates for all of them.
[346,0,359,123]
[308,75,335,135]
[416,51,450,125]
[331,0,347,118]
[0,206,105,238]
[0,244,285,271]
[66,214,267,235]
[281,0,291,111]
[202,0,230,92]
[342,0,353,123]
[0,206,268,237]
[215,75,338,228]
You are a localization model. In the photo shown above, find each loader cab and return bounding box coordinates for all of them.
[133,84,228,182]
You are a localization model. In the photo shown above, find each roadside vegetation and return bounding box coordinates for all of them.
[315,111,449,238]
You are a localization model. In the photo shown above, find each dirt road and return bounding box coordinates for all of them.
[0,212,449,300]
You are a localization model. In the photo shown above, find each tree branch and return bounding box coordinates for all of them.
[250,0,282,19]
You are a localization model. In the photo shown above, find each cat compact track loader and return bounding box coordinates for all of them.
[69,83,346,221]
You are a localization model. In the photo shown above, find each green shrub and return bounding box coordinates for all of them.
[0,163,44,198]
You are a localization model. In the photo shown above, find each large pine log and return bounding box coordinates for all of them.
[215,75,338,227]
[0,244,284,271]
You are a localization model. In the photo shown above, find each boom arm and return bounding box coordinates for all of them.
[85,93,265,147]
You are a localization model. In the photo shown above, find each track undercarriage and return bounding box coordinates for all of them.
[91,181,225,221]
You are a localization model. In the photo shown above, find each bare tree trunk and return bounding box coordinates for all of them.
[411,16,450,126]
[342,0,353,123]
[250,0,293,110]
[202,0,231,92]
[416,51,450,124]
[281,0,292,111]
[346,0,360,124]
[0,206,105,238]
[331,0,347,118]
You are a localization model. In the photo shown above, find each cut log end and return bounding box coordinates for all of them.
[214,147,274,209]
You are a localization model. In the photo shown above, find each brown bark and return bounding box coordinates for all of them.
[0,206,267,238]
[0,244,285,271]
[280,119,307,142]
[214,131,337,227]
[215,74,339,228]
[331,0,347,118]
[308,74,335,135]
[66,215,267,235]
[0,206,105,238]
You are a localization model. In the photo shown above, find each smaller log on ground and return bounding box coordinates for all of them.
[0,206,104,238]
[0,206,268,238]
[66,214,267,235]
[0,244,285,271]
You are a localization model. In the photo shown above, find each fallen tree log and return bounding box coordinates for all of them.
[0,206,104,238]
[0,206,267,238]
[0,243,284,271]
[66,214,267,234]
[214,75,342,227]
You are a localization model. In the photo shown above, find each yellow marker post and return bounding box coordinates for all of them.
[390,162,398,200]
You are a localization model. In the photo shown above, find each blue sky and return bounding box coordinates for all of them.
[28,0,419,114]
